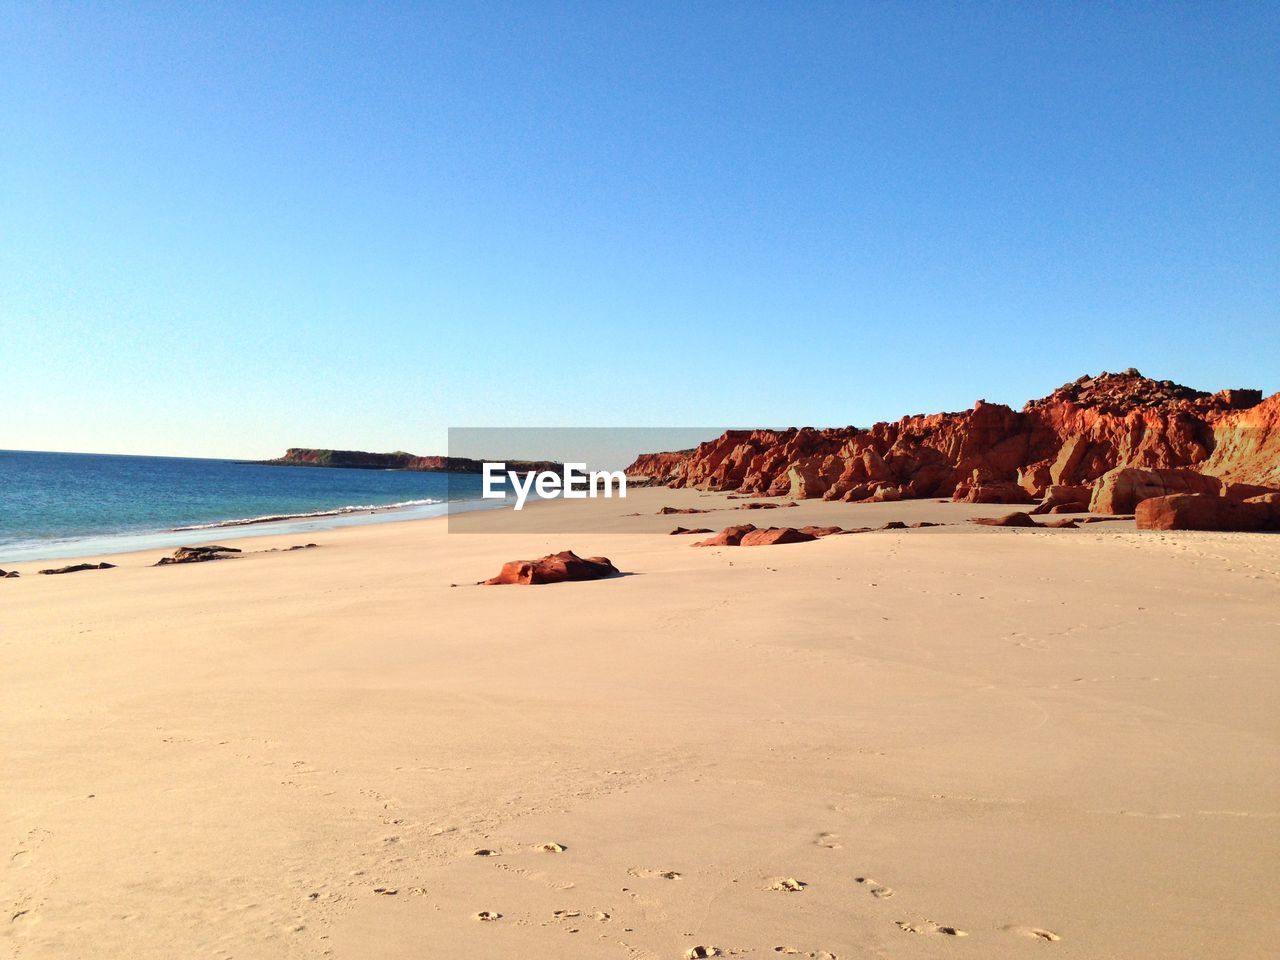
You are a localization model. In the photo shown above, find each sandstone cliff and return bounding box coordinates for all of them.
[625,370,1278,507]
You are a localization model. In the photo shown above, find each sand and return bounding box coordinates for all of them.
[2,488,1278,959]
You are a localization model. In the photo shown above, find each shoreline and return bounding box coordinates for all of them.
[3,487,1278,959]
[0,494,518,566]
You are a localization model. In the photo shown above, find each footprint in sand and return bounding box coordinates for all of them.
[537,842,567,853]
[628,867,682,880]
[1003,924,1061,941]
[473,848,499,857]
[854,877,894,898]
[814,832,842,850]
[473,910,502,922]
[685,948,721,959]
[774,949,836,959]
[895,920,966,936]
[769,877,807,892]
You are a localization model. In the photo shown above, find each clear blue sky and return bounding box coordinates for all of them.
[2,2,1276,459]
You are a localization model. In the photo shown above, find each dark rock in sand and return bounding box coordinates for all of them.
[1,569,18,578]
[38,562,116,575]
[484,550,619,585]
[880,521,908,530]
[669,527,714,535]
[154,545,243,566]
[657,506,710,515]
[971,512,1039,528]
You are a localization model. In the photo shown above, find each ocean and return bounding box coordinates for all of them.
[0,449,498,562]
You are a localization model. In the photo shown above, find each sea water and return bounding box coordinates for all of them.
[0,449,499,562]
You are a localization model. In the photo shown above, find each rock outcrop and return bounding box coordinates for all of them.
[1088,467,1223,514]
[0,569,18,579]
[692,524,761,547]
[971,512,1040,528]
[37,562,116,575]
[626,449,694,481]
[1030,484,1092,515]
[1135,493,1280,532]
[626,370,1279,514]
[693,524,860,546]
[154,545,244,565]
[483,551,619,585]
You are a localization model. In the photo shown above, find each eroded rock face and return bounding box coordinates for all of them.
[625,371,1278,512]
[1088,468,1222,515]
[483,551,619,585]
[1030,484,1092,515]
[626,450,692,482]
[953,477,1035,505]
[1135,493,1280,532]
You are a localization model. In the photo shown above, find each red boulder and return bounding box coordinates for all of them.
[1135,494,1280,532]
[739,527,818,546]
[484,551,619,585]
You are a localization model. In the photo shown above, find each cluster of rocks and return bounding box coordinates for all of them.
[690,521,943,547]
[625,370,1280,531]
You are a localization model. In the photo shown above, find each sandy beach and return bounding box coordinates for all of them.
[3,487,1277,959]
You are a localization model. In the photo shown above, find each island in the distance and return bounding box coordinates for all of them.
[257,448,562,474]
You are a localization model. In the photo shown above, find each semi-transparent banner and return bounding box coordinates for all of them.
[445,427,726,533]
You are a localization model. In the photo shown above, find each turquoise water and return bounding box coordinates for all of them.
[0,450,497,562]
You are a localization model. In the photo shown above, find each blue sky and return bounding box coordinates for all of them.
[2,2,1276,459]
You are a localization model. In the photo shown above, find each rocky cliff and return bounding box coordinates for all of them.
[625,370,1279,507]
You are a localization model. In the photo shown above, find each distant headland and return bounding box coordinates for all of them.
[257,448,562,474]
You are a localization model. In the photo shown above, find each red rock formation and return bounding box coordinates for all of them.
[1030,484,1092,515]
[626,450,693,481]
[1135,494,1280,532]
[692,524,851,546]
[739,527,818,546]
[1089,467,1223,514]
[628,371,1279,513]
[484,551,619,585]
[692,524,760,547]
